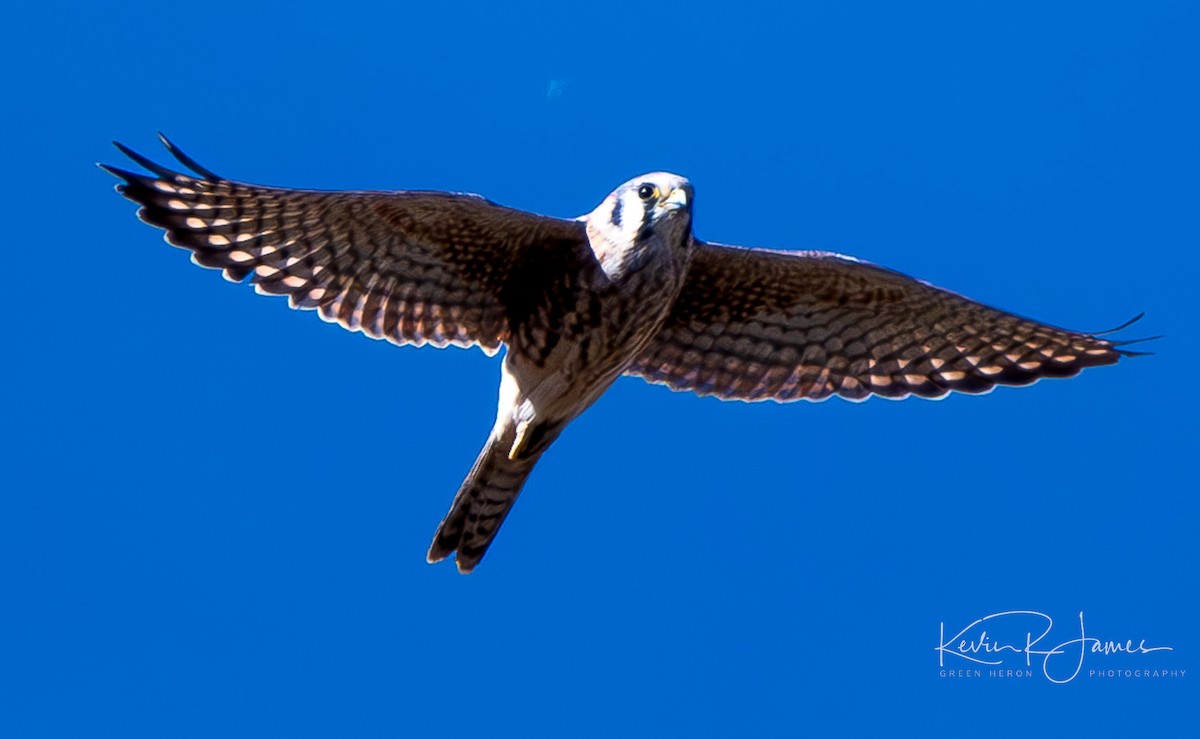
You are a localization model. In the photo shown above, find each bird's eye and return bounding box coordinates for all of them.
[637,183,658,201]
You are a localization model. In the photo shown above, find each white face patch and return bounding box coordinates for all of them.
[615,189,648,242]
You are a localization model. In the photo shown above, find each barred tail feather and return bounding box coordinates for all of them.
[427,432,541,574]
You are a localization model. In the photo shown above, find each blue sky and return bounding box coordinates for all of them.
[2,1,1196,735]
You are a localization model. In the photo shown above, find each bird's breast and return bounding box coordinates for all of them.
[509,246,684,381]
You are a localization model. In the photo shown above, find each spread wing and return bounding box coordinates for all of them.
[102,135,586,355]
[628,242,1144,402]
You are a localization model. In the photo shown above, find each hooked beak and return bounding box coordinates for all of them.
[662,186,690,211]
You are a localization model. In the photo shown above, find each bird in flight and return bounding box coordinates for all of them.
[103,135,1147,573]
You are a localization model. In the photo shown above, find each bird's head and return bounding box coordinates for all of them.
[607,172,693,237]
[585,173,694,277]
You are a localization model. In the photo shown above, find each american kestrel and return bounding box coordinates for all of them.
[103,136,1147,573]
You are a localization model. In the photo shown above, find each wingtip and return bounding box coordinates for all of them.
[112,140,139,160]
[156,131,178,154]
[1112,335,1162,349]
[97,162,123,186]
[156,131,222,180]
[105,142,136,174]
[1114,334,1162,359]
[97,162,141,183]
[1094,311,1147,336]
[1086,311,1157,359]
[1114,334,1163,345]
[110,140,182,179]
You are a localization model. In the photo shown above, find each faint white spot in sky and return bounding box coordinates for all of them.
[545,79,567,99]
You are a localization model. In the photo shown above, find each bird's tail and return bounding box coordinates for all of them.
[427,427,547,573]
